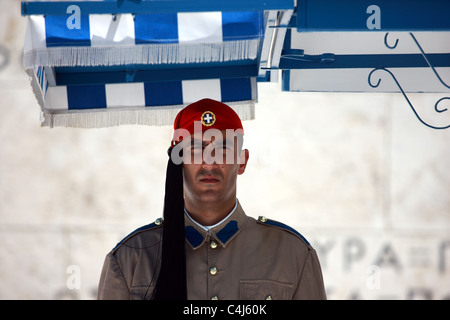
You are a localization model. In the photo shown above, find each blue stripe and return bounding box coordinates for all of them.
[281,70,291,91]
[40,69,45,90]
[54,62,258,86]
[297,0,450,32]
[134,13,179,44]
[144,81,183,106]
[36,66,41,81]
[222,11,264,41]
[220,78,252,102]
[279,53,450,69]
[67,85,106,109]
[36,66,45,91]
[264,219,310,245]
[112,222,160,252]
[45,15,91,47]
[22,1,295,16]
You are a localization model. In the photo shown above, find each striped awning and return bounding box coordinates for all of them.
[23,8,267,127]
[21,0,450,129]
[280,31,450,93]
[24,12,264,67]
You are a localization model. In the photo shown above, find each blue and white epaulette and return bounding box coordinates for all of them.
[257,216,310,246]
[111,218,163,252]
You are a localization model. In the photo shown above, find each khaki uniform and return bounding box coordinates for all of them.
[98,201,326,300]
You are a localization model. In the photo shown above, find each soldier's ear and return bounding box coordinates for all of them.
[238,149,249,175]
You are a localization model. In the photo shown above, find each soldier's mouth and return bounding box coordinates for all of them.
[199,176,220,184]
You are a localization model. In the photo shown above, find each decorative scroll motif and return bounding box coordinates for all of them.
[370,33,450,130]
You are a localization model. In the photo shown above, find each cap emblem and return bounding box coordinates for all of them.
[201,111,216,127]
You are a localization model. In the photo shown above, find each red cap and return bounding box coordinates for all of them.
[171,98,244,147]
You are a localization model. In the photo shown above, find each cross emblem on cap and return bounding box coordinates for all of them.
[201,111,216,126]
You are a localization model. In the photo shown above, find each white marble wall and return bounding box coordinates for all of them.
[1,0,449,299]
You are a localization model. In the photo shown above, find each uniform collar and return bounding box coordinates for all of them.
[185,200,238,233]
[184,200,248,250]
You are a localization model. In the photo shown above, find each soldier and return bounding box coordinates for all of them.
[98,98,326,300]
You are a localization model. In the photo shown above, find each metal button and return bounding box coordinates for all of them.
[155,218,163,225]
[265,295,272,300]
[258,216,267,223]
[209,267,218,275]
[210,241,218,249]
[211,296,219,300]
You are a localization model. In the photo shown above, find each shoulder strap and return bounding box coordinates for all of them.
[111,218,163,253]
[257,216,310,246]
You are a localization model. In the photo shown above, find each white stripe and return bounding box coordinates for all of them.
[45,86,68,110]
[182,79,221,103]
[287,68,450,93]
[24,16,46,51]
[89,14,135,46]
[178,12,223,43]
[250,77,258,100]
[289,32,450,55]
[105,83,145,108]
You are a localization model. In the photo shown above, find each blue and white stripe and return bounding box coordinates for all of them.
[39,77,256,128]
[24,12,264,68]
[23,11,262,127]
[44,77,257,110]
[281,30,450,93]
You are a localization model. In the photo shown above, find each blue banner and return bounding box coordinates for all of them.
[298,0,450,32]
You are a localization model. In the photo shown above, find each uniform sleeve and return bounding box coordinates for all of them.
[293,248,327,300]
[97,253,130,300]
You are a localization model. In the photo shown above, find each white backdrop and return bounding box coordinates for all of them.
[1,0,449,299]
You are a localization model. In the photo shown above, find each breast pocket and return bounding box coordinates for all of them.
[239,280,293,300]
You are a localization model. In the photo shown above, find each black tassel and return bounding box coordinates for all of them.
[152,148,187,300]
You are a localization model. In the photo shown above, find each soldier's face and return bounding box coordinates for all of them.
[182,130,249,207]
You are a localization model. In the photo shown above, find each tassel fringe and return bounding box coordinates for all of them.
[23,40,260,68]
[40,102,255,128]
